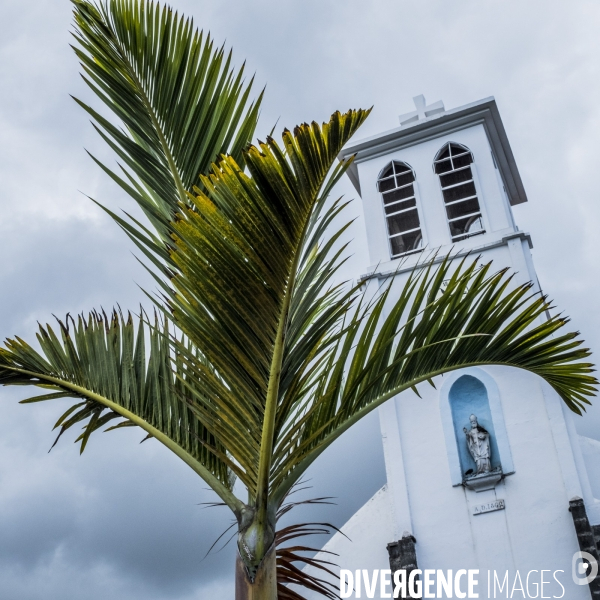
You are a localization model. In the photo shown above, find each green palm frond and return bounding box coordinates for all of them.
[164,109,370,504]
[269,254,597,504]
[71,0,262,251]
[0,310,243,514]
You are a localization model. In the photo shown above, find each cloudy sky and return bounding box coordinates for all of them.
[1,0,600,597]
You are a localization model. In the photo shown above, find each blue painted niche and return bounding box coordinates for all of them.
[449,375,502,476]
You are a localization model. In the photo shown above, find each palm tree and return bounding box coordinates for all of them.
[0,1,596,599]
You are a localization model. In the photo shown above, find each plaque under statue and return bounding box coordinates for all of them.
[462,413,502,492]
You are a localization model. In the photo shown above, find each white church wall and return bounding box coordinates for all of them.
[378,366,586,595]
[297,485,394,600]
[485,368,583,581]
[354,192,584,578]
[318,367,600,600]
[302,368,590,598]
[378,399,413,541]
[299,99,599,599]
[505,236,537,287]
[579,436,600,501]
[540,381,600,525]
[561,403,600,524]
[391,378,480,572]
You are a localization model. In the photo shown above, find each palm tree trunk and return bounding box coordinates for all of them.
[235,543,277,600]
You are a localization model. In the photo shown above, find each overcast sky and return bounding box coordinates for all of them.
[1,0,600,597]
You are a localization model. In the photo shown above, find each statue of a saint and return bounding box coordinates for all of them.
[463,414,491,475]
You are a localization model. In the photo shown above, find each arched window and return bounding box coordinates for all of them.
[377,161,423,258]
[434,143,484,241]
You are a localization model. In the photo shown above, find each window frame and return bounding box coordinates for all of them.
[434,142,487,243]
[376,160,425,259]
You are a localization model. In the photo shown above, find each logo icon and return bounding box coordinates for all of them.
[572,551,598,585]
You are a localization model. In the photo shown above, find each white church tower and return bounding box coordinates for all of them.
[303,96,600,599]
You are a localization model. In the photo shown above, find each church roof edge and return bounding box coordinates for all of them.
[341,96,528,206]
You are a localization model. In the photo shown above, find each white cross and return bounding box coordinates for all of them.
[399,95,445,127]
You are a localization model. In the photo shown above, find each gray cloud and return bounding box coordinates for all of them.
[1,0,599,596]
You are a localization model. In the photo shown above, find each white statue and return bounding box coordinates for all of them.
[463,414,491,475]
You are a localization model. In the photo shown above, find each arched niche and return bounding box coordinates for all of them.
[439,367,514,487]
[449,375,501,476]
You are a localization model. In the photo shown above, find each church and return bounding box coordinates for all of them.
[302,96,600,599]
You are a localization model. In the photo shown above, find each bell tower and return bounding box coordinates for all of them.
[303,96,600,600]
[342,94,531,286]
